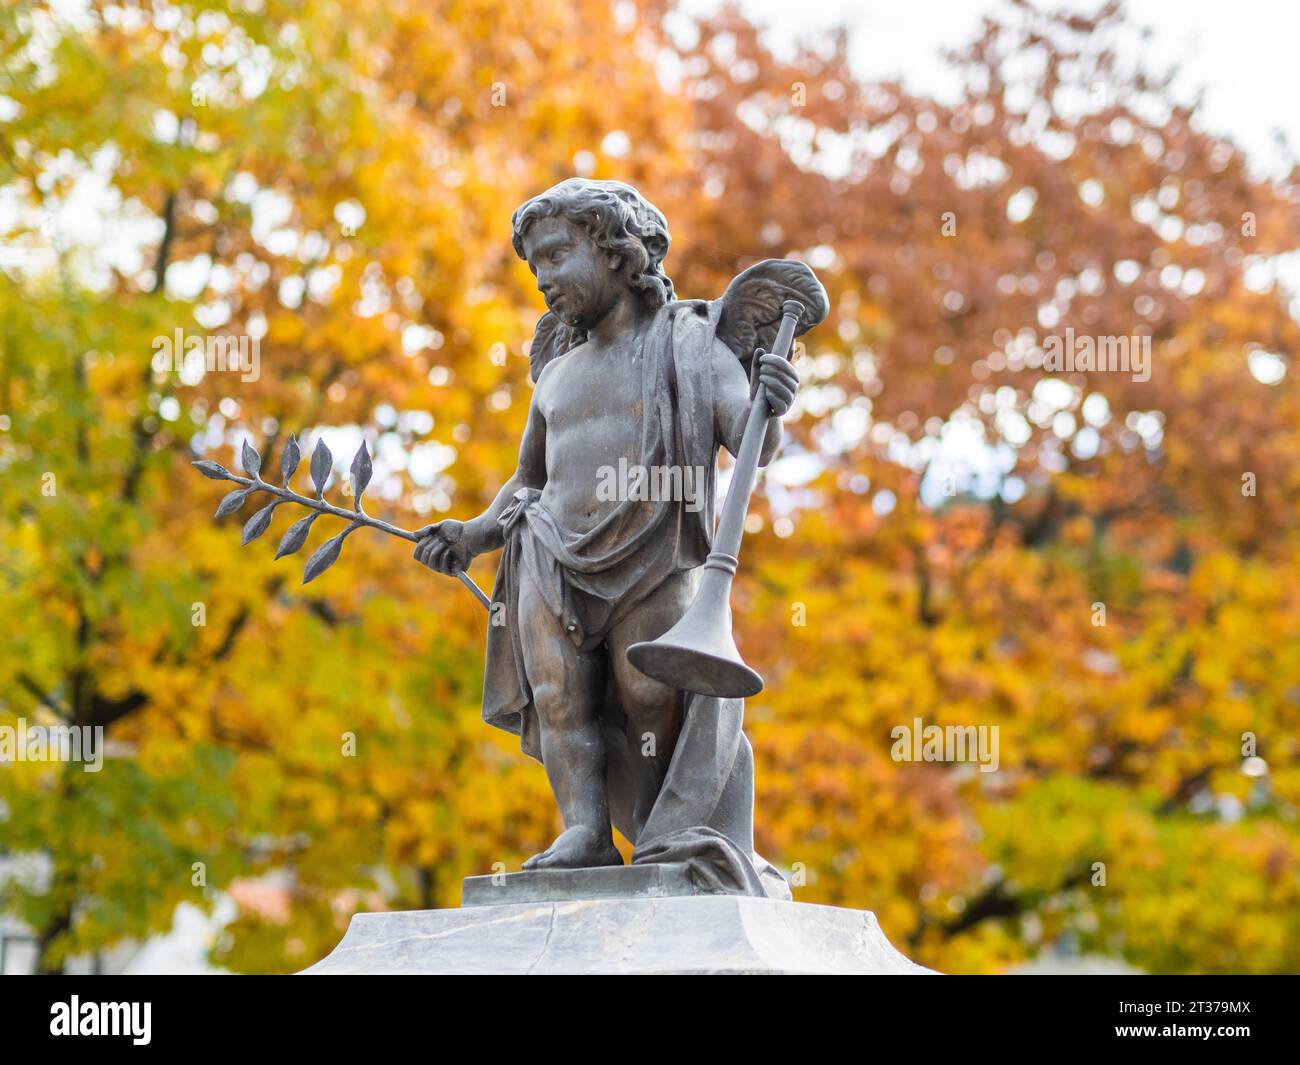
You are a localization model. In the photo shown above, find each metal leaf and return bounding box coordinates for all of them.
[350,440,373,510]
[192,460,233,481]
[241,501,279,545]
[302,523,358,584]
[215,487,252,518]
[275,512,320,559]
[280,434,301,486]
[241,439,262,478]
[310,438,333,497]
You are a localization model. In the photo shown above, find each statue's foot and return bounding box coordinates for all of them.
[522,825,623,871]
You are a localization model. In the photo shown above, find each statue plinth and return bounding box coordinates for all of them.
[461,862,708,907]
[301,870,936,975]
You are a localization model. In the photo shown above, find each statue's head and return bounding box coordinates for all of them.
[511,178,675,332]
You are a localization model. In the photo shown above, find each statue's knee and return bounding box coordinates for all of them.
[617,673,678,739]
[533,674,600,729]
[530,678,567,720]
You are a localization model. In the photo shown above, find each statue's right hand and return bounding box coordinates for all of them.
[413,519,473,575]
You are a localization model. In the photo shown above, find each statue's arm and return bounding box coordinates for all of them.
[461,377,548,553]
[413,370,550,573]
[711,337,784,468]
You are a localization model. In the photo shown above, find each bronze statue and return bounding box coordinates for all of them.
[196,178,826,897]
[413,179,826,894]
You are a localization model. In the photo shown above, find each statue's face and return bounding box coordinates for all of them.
[521,215,625,330]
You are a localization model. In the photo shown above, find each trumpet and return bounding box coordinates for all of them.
[626,299,804,699]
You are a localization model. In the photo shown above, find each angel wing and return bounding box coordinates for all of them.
[715,259,829,371]
[526,311,578,383]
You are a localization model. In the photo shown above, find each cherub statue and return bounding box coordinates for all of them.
[413,179,826,895]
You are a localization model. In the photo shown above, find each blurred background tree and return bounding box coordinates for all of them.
[1,0,1296,973]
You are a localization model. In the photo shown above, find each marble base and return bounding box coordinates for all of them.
[300,894,936,975]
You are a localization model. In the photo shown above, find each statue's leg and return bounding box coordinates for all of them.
[518,570,622,870]
[606,570,693,839]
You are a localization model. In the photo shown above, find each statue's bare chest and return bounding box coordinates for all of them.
[543,342,647,425]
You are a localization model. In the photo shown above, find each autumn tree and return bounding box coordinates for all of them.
[2,0,1297,975]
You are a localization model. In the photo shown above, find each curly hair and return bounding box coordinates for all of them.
[511,178,676,311]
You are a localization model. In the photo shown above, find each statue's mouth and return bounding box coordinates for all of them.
[548,295,580,325]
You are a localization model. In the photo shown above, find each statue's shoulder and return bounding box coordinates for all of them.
[531,342,565,396]
[638,301,717,382]
[527,311,579,384]
[665,298,711,318]
[661,298,718,349]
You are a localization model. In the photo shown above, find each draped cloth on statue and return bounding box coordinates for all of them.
[481,299,790,900]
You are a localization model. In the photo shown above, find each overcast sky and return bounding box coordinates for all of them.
[689,0,1300,176]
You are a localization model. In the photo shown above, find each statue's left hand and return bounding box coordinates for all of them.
[756,350,799,416]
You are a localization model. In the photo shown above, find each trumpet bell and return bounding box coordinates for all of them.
[626,632,764,699]
[626,564,765,698]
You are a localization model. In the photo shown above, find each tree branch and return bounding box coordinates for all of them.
[16,673,70,719]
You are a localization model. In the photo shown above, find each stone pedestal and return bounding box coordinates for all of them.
[302,869,935,974]
[461,861,707,907]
